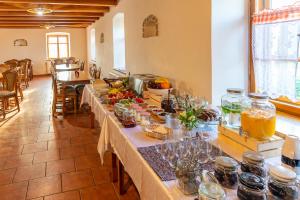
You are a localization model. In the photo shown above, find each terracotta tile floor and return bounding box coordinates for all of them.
[0,77,140,200]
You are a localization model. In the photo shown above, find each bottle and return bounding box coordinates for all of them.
[221,88,245,129]
[241,93,276,140]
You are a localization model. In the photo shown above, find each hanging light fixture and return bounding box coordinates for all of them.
[27,7,53,16]
[40,24,55,29]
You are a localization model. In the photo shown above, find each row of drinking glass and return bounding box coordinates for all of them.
[154,134,222,170]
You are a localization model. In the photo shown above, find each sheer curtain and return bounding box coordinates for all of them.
[252,20,300,100]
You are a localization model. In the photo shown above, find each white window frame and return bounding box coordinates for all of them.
[91,28,96,61]
[112,13,126,71]
[46,32,71,59]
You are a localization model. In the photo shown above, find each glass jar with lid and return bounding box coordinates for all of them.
[237,172,267,200]
[240,151,267,178]
[268,166,299,200]
[122,109,136,128]
[214,156,239,189]
[241,93,276,140]
[221,88,245,129]
[175,159,201,195]
[198,182,226,200]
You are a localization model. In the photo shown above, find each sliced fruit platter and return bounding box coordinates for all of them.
[101,88,137,105]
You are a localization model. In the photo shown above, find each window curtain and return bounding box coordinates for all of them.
[252,6,300,100]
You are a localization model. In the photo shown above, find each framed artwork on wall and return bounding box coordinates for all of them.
[14,39,28,46]
[100,32,104,43]
[143,15,159,38]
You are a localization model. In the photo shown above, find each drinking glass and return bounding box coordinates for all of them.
[197,140,209,164]
[208,143,222,162]
[166,142,178,169]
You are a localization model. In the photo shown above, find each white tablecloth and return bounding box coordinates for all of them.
[81,85,284,200]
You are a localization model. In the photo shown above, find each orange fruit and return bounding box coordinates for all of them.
[161,82,170,89]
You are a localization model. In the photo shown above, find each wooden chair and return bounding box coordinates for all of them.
[54,58,65,65]
[67,57,76,64]
[18,60,29,88]
[51,74,77,116]
[4,60,18,69]
[0,64,11,91]
[0,70,20,119]
[75,84,85,110]
[89,63,97,79]
[23,58,33,80]
[80,61,85,71]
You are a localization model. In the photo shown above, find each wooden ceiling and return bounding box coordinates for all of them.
[0,0,118,29]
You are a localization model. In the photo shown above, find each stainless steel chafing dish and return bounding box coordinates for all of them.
[128,74,160,96]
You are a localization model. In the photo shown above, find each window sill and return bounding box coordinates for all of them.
[276,111,300,138]
[271,100,300,117]
[113,68,126,75]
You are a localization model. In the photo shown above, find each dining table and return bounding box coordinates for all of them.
[81,84,292,200]
[54,63,80,72]
[56,70,91,85]
[57,70,91,115]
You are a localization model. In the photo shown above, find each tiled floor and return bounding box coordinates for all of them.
[0,77,139,200]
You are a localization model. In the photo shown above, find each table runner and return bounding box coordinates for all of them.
[81,84,283,200]
[138,140,232,181]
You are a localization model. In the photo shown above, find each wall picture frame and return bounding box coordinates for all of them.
[143,15,159,38]
[14,39,28,46]
[100,32,104,43]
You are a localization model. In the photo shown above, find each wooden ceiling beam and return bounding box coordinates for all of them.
[0,21,92,24]
[0,25,88,28]
[0,0,117,6]
[0,11,104,17]
[0,5,110,13]
[0,16,99,20]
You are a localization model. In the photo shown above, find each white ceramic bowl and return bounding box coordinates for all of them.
[147,87,173,96]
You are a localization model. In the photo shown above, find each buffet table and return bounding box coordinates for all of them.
[81,84,283,200]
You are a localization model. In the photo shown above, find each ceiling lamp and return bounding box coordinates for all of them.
[41,24,55,29]
[27,7,53,16]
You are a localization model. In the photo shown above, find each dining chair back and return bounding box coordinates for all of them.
[54,58,65,65]
[4,60,18,69]
[0,64,10,73]
[3,70,18,92]
[23,58,33,80]
[67,57,76,64]
[0,70,20,118]
[80,61,85,71]
[18,60,29,88]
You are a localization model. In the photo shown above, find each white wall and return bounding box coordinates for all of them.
[0,28,87,75]
[87,0,249,104]
[211,0,249,105]
[87,0,212,101]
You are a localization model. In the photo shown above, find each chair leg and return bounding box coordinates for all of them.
[0,99,5,119]
[52,99,56,117]
[74,97,77,114]
[14,95,20,112]
[18,85,23,100]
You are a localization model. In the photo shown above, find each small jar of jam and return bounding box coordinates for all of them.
[122,110,136,128]
[214,156,239,189]
[268,166,299,200]
[237,172,267,200]
[240,151,267,178]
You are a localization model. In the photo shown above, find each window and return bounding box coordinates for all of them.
[90,28,96,61]
[47,33,70,59]
[270,0,298,9]
[113,13,126,71]
[251,1,300,115]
